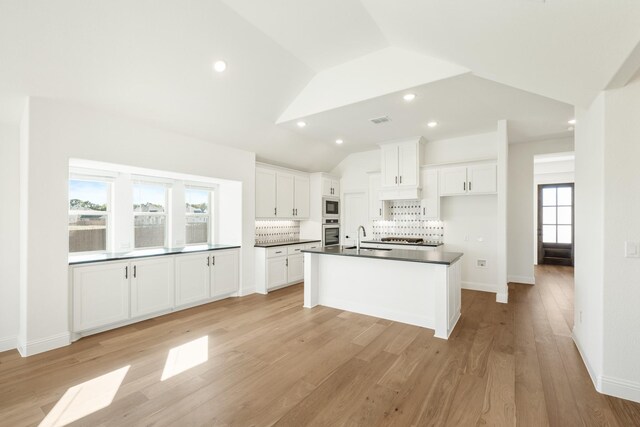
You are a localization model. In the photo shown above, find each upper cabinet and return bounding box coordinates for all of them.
[255,166,310,219]
[439,163,497,196]
[321,176,340,197]
[379,138,423,200]
[420,169,440,220]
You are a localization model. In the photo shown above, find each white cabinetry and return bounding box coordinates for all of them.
[439,163,497,196]
[256,166,310,219]
[131,257,174,317]
[175,252,210,306]
[368,173,384,220]
[72,248,240,337]
[256,168,277,218]
[210,249,240,298]
[420,169,440,220]
[256,242,318,293]
[379,138,423,200]
[73,261,130,332]
[322,176,340,197]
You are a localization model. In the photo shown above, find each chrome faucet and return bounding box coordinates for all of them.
[356,226,367,251]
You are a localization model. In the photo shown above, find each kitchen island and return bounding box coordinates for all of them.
[301,246,463,339]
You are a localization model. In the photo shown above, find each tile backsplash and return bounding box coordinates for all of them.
[372,200,444,242]
[255,220,300,243]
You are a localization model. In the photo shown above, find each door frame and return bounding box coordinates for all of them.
[537,183,575,266]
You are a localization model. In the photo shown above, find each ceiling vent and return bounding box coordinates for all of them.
[369,116,391,125]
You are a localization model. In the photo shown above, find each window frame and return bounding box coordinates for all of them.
[184,186,214,246]
[132,180,170,250]
[68,175,114,255]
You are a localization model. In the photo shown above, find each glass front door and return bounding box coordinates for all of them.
[538,183,574,266]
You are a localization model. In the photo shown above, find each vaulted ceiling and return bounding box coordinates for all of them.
[1,0,639,171]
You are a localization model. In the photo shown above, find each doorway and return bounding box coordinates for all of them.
[537,183,574,266]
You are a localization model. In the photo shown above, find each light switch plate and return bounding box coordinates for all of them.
[625,241,639,258]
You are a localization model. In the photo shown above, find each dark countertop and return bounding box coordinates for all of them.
[254,239,321,248]
[361,240,444,247]
[69,244,241,265]
[301,245,462,265]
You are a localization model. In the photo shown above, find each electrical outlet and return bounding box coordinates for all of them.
[625,241,639,258]
[476,259,487,268]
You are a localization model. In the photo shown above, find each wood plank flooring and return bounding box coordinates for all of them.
[1,265,640,426]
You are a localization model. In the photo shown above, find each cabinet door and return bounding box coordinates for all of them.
[468,164,497,194]
[420,169,440,220]
[266,256,288,290]
[381,145,399,187]
[332,179,340,196]
[439,167,468,196]
[322,177,334,196]
[276,173,295,218]
[287,254,304,284]
[256,168,277,218]
[294,175,310,218]
[175,253,210,307]
[397,141,418,187]
[131,257,174,318]
[210,250,239,298]
[73,261,130,331]
[368,173,383,220]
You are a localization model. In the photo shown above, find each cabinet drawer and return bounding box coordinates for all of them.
[305,242,320,250]
[287,244,306,255]
[267,247,287,258]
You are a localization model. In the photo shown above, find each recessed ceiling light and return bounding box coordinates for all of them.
[427,121,438,128]
[568,119,576,125]
[403,93,416,102]
[335,139,344,145]
[213,60,227,73]
[297,121,307,128]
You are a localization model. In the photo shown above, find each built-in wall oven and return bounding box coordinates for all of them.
[322,219,340,246]
[322,197,340,219]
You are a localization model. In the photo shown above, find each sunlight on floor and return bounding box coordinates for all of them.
[161,335,209,381]
[38,365,130,427]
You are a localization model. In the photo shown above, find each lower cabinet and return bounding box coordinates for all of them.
[73,261,130,332]
[131,257,175,318]
[72,248,240,336]
[256,242,319,293]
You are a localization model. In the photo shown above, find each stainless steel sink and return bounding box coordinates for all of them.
[344,246,391,251]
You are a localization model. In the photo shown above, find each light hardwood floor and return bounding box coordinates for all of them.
[1,265,639,426]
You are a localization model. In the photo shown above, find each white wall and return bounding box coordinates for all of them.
[600,75,640,400]
[17,97,256,355]
[573,93,606,396]
[0,123,20,351]
[507,137,575,283]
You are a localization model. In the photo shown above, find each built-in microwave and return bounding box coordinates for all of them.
[322,197,340,219]
[322,221,340,246]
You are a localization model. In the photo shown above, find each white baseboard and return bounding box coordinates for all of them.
[601,376,640,403]
[238,287,256,297]
[571,331,601,391]
[496,292,509,304]
[508,275,535,285]
[0,336,17,352]
[17,332,70,357]
[461,281,498,293]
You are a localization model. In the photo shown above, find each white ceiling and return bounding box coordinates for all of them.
[280,74,575,154]
[220,0,388,72]
[0,0,639,171]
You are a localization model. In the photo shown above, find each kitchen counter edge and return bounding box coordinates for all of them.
[69,244,241,265]
[301,246,462,265]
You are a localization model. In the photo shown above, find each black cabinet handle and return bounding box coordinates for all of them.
[423,207,426,215]
[286,258,288,267]
[379,208,382,216]
[212,256,215,266]
[274,207,277,216]
[207,256,210,266]
[463,182,466,191]
[133,265,137,278]
[469,181,472,191]
[400,176,402,184]
[125,266,128,279]
[395,176,398,184]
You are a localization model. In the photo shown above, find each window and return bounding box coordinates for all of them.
[185,188,212,245]
[69,179,111,253]
[133,182,168,249]
[542,185,573,244]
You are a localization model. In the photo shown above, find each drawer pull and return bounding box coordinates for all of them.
[275,251,283,254]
